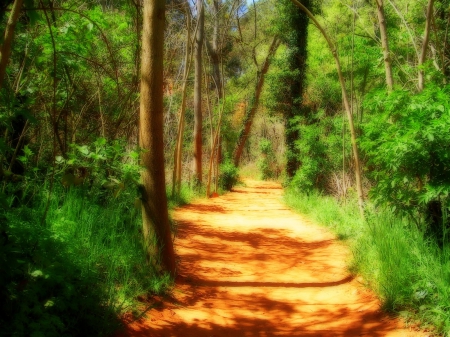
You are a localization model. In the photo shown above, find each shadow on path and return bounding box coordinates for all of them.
[116,179,423,337]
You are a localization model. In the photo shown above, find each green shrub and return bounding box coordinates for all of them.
[257,138,275,180]
[361,85,450,238]
[219,159,239,191]
[0,138,176,334]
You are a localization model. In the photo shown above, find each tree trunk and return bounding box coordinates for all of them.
[290,0,365,217]
[193,0,205,185]
[418,0,435,92]
[375,0,394,91]
[172,0,192,196]
[140,0,176,276]
[281,0,310,179]
[233,37,280,167]
[208,0,222,98]
[0,0,24,91]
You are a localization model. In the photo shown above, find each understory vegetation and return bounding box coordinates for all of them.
[1,156,194,336]
[285,190,450,335]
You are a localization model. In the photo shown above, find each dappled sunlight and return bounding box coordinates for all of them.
[117,180,424,337]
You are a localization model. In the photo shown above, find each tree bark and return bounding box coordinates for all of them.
[140,0,176,276]
[0,0,24,91]
[233,37,280,167]
[207,0,222,98]
[375,0,394,91]
[172,0,192,196]
[290,0,365,217]
[418,0,435,92]
[193,0,205,186]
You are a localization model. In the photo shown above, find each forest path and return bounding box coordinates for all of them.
[118,180,425,337]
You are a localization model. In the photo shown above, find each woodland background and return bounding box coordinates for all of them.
[1,0,450,335]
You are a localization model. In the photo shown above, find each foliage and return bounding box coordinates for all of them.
[0,135,173,336]
[271,0,310,178]
[0,182,172,337]
[219,157,239,191]
[361,85,450,226]
[54,138,141,194]
[257,138,276,180]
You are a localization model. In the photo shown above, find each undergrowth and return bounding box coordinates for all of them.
[1,180,195,337]
[284,188,450,336]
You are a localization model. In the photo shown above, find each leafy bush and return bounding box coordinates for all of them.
[53,138,141,191]
[361,85,450,238]
[219,159,239,191]
[288,111,349,192]
[257,138,276,180]
[0,139,172,336]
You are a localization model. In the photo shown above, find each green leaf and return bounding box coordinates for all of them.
[44,300,55,308]
[23,145,33,156]
[30,270,43,278]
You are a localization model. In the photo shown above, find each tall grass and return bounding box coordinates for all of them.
[1,181,196,336]
[284,188,450,336]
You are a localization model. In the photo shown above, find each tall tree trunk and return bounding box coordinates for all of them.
[375,0,394,91]
[280,0,310,179]
[140,0,176,276]
[208,0,222,98]
[172,0,192,196]
[418,0,435,92]
[290,0,365,217]
[233,37,280,167]
[0,0,24,91]
[193,0,205,185]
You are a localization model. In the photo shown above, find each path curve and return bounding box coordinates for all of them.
[118,180,425,337]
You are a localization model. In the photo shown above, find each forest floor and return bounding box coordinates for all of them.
[115,180,427,337]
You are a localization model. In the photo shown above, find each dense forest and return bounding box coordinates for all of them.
[1,0,450,335]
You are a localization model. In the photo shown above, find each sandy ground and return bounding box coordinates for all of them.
[116,180,427,337]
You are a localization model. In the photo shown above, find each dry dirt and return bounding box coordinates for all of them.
[116,180,427,337]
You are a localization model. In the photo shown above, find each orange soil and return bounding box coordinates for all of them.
[117,180,427,337]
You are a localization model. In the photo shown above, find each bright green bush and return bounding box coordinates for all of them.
[288,111,350,192]
[219,159,239,191]
[0,183,174,337]
[0,138,175,336]
[361,84,450,238]
[257,138,276,180]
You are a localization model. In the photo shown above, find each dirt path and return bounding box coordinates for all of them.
[118,180,426,337]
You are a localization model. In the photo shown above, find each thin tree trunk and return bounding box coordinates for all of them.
[290,0,365,217]
[208,0,222,98]
[387,0,419,60]
[193,0,205,186]
[140,0,176,276]
[418,0,435,92]
[375,0,394,91]
[233,37,280,167]
[206,56,225,198]
[0,0,23,91]
[172,0,192,196]
[206,96,225,197]
[214,133,221,192]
